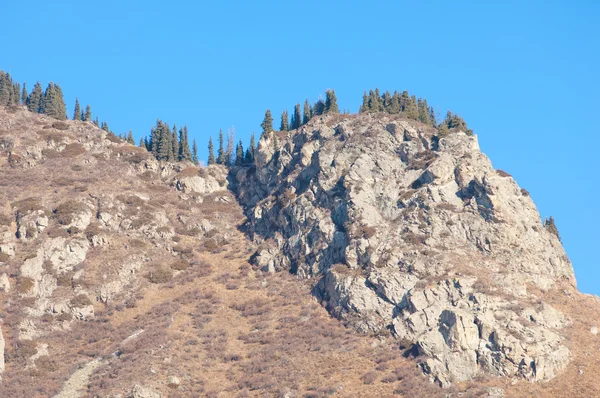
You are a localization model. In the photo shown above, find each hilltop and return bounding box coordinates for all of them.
[0,103,599,397]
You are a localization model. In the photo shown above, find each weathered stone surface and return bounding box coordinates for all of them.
[129,385,161,398]
[234,113,576,385]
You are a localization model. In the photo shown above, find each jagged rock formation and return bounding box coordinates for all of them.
[235,113,575,385]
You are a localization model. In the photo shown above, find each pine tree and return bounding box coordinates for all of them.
[360,91,368,113]
[543,216,561,242]
[280,110,289,131]
[217,129,225,164]
[139,137,145,147]
[192,139,198,164]
[235,140,244,166]
[27,82,43,113]
[21,83,28,105]
[272,132,279,152]
[312,97,325,116]
[178,125,192,161]
[245,132,255,163]
[84,105,92,122]
[41,83,67,119]
[261,110,273,136]
[11,83,21,105]
[73,98,81,120]
[303,99,311,124]
[325,89,339,114]
[0,72,12,106]
[389,91,401,114]
[101,121,109,132]
[127,130,135,144]
[291,103,302,130]
[404,95,419,120]
[225,128,235,167]
[93,117,99,127]
[170,125,178,161]
[207,137,215,165]
[382,91,392,112]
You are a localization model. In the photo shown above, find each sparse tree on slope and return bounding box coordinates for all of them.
[303,99,311,124]
[192,139,198,164]
[235,140,244,166]
[179,126,192,161]
[325,89,339,114]
[291,103,302,130]
[21,83,27,105]
[27,82,43,113]
[84,105,92,122]
[261,110,273,136]
[73,98,81,121]
[245,132,255,163]
[280,110,289,131]
[217,129,225,164]
[208,137,215,165]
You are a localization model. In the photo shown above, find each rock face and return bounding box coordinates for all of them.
[235,113,575,385]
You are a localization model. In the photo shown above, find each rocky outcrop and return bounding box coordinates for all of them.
[235,113,575,385]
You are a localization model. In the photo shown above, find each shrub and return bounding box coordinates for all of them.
[496,169,512,177]
[53,200,88,225]
[105,132,121,143]
[52,121,69,130]
[0,213,12,226]
[360,371,378,385]
[62,143,86,157]
[149,267,173,284]
[521,188,530,197]
[0,252,10,263]
[17,277,35,294]
[12,197,43,213]
[70,294,92,307]
[171,259,189,271]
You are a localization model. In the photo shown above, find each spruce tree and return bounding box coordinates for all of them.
[543,216,561,242]
[12,83,21,105]
[27,82,43,113]
[41,83,67,119]
[217,129,225,164]
[93,117,99,127]
[0,72,12,106]
[178,125,192,161]
[21,83,28,105]
[101,121,109,132]
[207,137,215,165]
[192,139,198,164]
[360,91,368,113]
[139,137,145,147]
[404,95,419,120]
[382,91,392,112]
[303,99,311,124]
[292,103,302,129]
[261,110,273,136]
[225,128,235,167]
[280,110,289,131]
[84,105,92,122]
[73,98,81,121]
[325,89,339,114]
[127,130,135,144]
[313,99,325,116]
[389,91,401,114]
[171,125,178,161]
[235,140,244,166]
[245,132,255,163]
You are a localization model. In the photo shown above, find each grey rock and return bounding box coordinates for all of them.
[234,113,576,385]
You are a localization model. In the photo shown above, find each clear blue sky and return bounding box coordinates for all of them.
[2,1,599,295]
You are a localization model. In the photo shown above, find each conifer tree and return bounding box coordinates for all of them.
[261,110,273,136]
[192,139,198,164]
[389,91,401,114]
[225,128,235,167]
[178,125,192,161]
[272,132,279,152]
[235,140,244,166]
[21,83,28,105]
[84,105,92,122]
[11,83,21,105]
[207,137,215,165]
[291,103,302,130]
[543,216,561,242]
[0,72,12,106]
[127,130,135,144]
[93,117,99,127]
[245,132,255,163]
[280,110,289,131]
[404,95,419,119]
[313,99,325,116]
[303,99,311,124]
[41,83,67,119]
[73,98,81,121]
[101,121,109,132]
[360,91,368,113]
[27,82,43,113]
[382,91,392,112]
[139,137,145,147]
[325,89,339,114]
[170,125,178,161]
[217,129,225,164]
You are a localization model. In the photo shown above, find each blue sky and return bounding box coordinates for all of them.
[2,1,599,294]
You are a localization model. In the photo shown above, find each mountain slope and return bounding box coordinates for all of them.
[0,106,599,397]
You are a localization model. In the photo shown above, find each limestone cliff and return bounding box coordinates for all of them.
[235,113,575,385]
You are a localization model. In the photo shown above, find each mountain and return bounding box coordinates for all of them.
[0,104,599,397]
